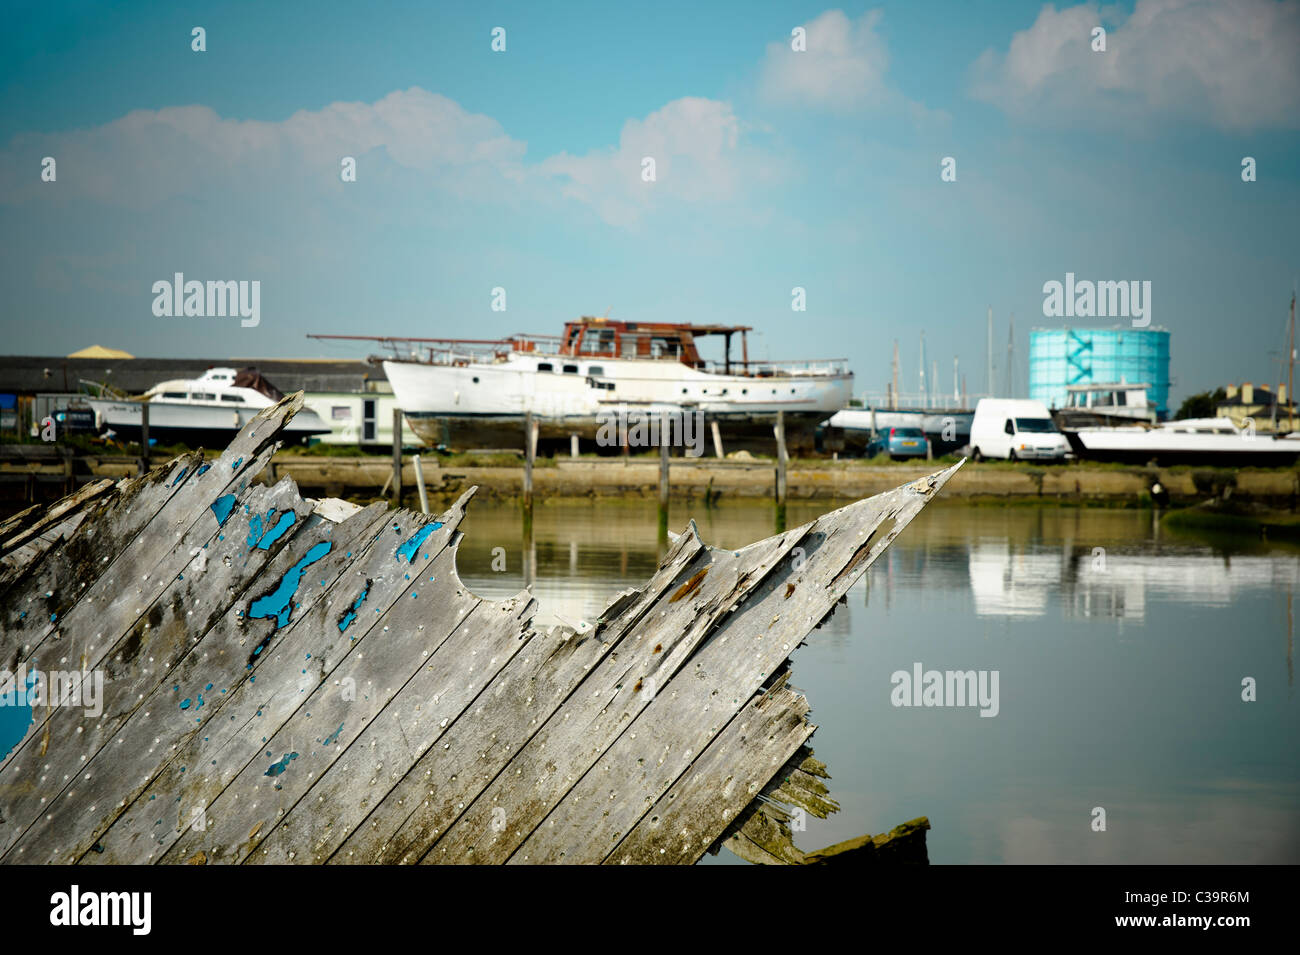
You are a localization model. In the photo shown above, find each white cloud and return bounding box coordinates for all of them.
[0,88,527,206]
[970,0,1300,131]
[539,97,763,228]
[758,9,892,112]
[1,88,770,229]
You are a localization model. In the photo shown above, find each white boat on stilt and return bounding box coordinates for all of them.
[1066,417,1300,466]
[87,367,330,447]
[313,317,853,452]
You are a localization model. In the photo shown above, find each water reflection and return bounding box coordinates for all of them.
[454,499,1299,863]
[968,543,1300,621]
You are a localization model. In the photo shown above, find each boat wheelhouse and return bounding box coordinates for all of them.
[1054,382,1156,428]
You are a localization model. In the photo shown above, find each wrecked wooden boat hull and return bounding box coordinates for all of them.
[0,393,961,864]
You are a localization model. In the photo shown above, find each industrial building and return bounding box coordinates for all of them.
[0,352,419,447]
[1028,326,1171,419]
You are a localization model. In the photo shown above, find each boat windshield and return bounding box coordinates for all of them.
[1015,418,1058,433]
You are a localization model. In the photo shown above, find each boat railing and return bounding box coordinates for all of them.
[700,358,851,377]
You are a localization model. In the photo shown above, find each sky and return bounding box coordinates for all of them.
[1,0,1298,404]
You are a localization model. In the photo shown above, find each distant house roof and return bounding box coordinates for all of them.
[0,356,383,395]
[66,345,134,359]
[1218,385,1293,409]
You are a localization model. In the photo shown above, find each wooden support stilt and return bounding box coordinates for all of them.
[658,413,670,540]
[775,410,788,531]
[523,412,535,516]
[413,454,430,515]
[139,402,150,476]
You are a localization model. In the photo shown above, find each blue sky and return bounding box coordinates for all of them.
[2,0,1298,403]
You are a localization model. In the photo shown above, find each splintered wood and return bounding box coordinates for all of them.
[0,394,960,864]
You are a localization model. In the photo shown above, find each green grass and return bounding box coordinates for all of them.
[288,443,371,457]
[1162,508,1261,535]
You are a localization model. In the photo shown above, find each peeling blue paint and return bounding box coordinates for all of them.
[249,541,333,628]
[322,723,344,746]
[338,585,369,633]
[179,698,191,710]
[0,671,37,761]
[255,510,295,549]
[264,752,298,777]
[197,463,210,476]
[396,522,442,563]
[210,494,237,526]
[171,466,189,487]
[232,456,244,470]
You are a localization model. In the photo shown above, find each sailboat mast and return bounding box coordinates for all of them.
[891,340,900,411]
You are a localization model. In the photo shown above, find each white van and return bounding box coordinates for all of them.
[969,399,1069,461]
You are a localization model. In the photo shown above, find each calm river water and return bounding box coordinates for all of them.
[454,499,1299,865]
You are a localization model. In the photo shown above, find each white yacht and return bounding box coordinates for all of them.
[87,367,330,447]
[1067,417,1300,465]
[326,318,853,451]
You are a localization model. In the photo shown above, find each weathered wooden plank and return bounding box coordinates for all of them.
[0,474,311,852]
[0,509,92,590]
[250,587,538,863]
[81,500,460,864]
[0,399,317,812]
[1,455,200,652]
[0,487,379,864]
[422,526,808,864]
[714,746,837,864]
[802,816,930,864]
[160,540,483,865]
[602,684,815,865]
[333,531,709,864]
[0,478,114,561]
[507,466,956,864]
[330,622,606,863]
[4,396,303,671]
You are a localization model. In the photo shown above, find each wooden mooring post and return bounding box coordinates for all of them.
[391,407,403,505]
[412,454,430,515]
[138,402,150,476]
[523,412,536,524]
[774,409,788,531]
[658,413,670,542]
[0,393,959,865]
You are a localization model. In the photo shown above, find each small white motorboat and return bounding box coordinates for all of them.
[87,367,330,447]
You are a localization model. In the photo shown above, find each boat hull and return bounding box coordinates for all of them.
[88,399,330,447]
[384,357,853,453]
[402,410,834,453]
[1067,429,1300,466]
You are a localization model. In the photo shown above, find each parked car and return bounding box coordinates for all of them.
[867,426,929,460]
[969,399,1069,461]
